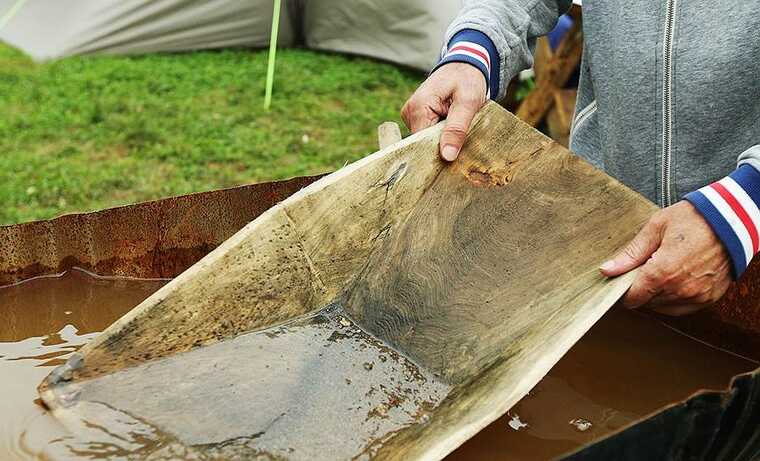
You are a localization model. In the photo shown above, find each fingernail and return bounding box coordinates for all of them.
[441,145,459,162]
[599,261,615,273]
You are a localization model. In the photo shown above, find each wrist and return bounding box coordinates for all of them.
[430,62,487,96]
[684,164,760,279]
[433,29,500,100]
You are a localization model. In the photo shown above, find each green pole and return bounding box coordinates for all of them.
[0,0,28,32]
[264,0,282,110]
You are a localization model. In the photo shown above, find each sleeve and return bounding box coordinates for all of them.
[432,0,572,101]
[684,145,760,279]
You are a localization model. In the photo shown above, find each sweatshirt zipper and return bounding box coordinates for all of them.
[569,100,597,147]
[661,0,677,206]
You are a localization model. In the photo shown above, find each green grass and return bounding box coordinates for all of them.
[0,44,423,225]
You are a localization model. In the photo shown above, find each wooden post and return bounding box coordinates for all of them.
[516,4,583,127]
[378,122,402,149]
[546,89,578,147]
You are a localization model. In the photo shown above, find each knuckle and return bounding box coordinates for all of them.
[457,93,482,109]
[673,279,719,304]
[623,245,639,261]
[660,265,683,286]
[400,104,410,122]
[640,266,664,288]
[401,99,416,116]
[645,285,659,296]
[619,291,637,307]
[649,211,669,228]
[674,284,700,300]
[623,240,645,260]
[444,124,468,138]
[622,287,647,307]
[426,76,450,95]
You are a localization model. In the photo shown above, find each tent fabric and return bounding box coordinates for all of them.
[0,0,462,70]
[305,0,462,70]
[0,0,297,60]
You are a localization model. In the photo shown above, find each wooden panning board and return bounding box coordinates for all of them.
[38,102,657,460]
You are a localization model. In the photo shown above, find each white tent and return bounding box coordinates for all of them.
[0,0,462,70]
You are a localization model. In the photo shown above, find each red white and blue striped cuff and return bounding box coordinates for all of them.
[432,29,500,100]
[685,164,760,279]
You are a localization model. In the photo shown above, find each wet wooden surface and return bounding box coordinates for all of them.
[39,102,662,459]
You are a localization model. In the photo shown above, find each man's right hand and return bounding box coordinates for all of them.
[400,63,488,162]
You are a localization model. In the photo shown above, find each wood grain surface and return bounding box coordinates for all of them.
[39,102,658,460]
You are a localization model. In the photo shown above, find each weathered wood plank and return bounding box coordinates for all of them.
[39,102,657,460]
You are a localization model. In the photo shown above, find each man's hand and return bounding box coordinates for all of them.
[600,201,732,316]
[401,63,487,162]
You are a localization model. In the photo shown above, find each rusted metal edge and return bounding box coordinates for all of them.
[0,175,324,285]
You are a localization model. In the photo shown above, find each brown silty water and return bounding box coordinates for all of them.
[0,269,756,460]
[0,269,168,460]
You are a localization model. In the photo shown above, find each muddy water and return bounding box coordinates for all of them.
[0,269,167,461]
[447,308,758,460]
[1,270,757,460]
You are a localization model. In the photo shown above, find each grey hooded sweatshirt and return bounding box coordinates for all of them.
[435,0,760,278]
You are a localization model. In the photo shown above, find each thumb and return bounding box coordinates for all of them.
[439,96,481,162]
[600,219,664,277]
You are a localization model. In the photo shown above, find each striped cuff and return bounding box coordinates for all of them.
[432,29,500,100]
[685,164,760,279]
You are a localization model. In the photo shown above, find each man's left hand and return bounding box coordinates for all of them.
[599,201,732,316]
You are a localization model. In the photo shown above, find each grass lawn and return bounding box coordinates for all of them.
[0,44,424,225]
